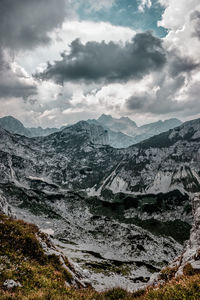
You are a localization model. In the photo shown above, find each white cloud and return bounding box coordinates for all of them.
[16,21,135,74]
[138,0,152,12]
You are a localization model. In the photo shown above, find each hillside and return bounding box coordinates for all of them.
[0,211,134,299]
[0,195,200,299]
[0,118,199,290]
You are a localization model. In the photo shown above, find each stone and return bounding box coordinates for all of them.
[3,279,21,290]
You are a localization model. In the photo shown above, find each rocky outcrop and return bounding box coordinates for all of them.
[173,193,200,276]
[0,194,12,216]
[148,193,200,287]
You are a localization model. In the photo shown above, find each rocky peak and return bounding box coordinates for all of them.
[98,114,113,122]
[56,121,109,146]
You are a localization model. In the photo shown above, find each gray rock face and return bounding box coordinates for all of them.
[0,194,12,216]
[173,193,200,276]
[148,192,200,287]
[0,117,199,291]
[0,118,200,195]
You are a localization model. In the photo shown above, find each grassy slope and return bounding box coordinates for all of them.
[0,214,200,300]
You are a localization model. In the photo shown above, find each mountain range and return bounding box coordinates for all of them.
[0,115,182,148]
[0,116,199,290]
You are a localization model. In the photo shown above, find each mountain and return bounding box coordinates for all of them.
[0,115,182,148]
[135,118,183,142]
[87,118,137,148]
[27,126,59,137]
[0,117,199,197]
[140,118,182,134]
[94,114,182,145]
[0,116,31,136]
[97,118,200,195]
[0,115,59,137]
[0,118,199,290]
[98,114,138,136]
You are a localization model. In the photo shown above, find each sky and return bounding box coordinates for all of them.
[0,0,200,128]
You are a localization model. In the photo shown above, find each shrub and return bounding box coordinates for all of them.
[102,287,132,300]
[159,266,177,281]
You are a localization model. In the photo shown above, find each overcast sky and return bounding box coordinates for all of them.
[0,0,200,127]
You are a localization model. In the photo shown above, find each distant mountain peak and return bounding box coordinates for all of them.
[0,115,59,138]
[61,120,109,146]
[98,114,113,122]
[0,115,30,136]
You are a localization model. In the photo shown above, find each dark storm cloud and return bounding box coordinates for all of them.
[0,0,68,50]
[190,10,200,40]
[0,0,69,99]
[37,31,167,84]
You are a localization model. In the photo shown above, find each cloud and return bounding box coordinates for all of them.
[126,75,186,114]
[16,21,135,74]
[125,54,200,117]
[0,50,37,99]
[190,10,200,40]
[36,31,166,84]
[0,0,70,50]
[138,0,152,12]
[0,0,71,100]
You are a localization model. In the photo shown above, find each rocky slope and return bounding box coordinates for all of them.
[0,118,199,290]
[0,194,200,299]
[146,192,200,289]
[171,192,200,277]
[95,118,200,195]
[0,118,199,195]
